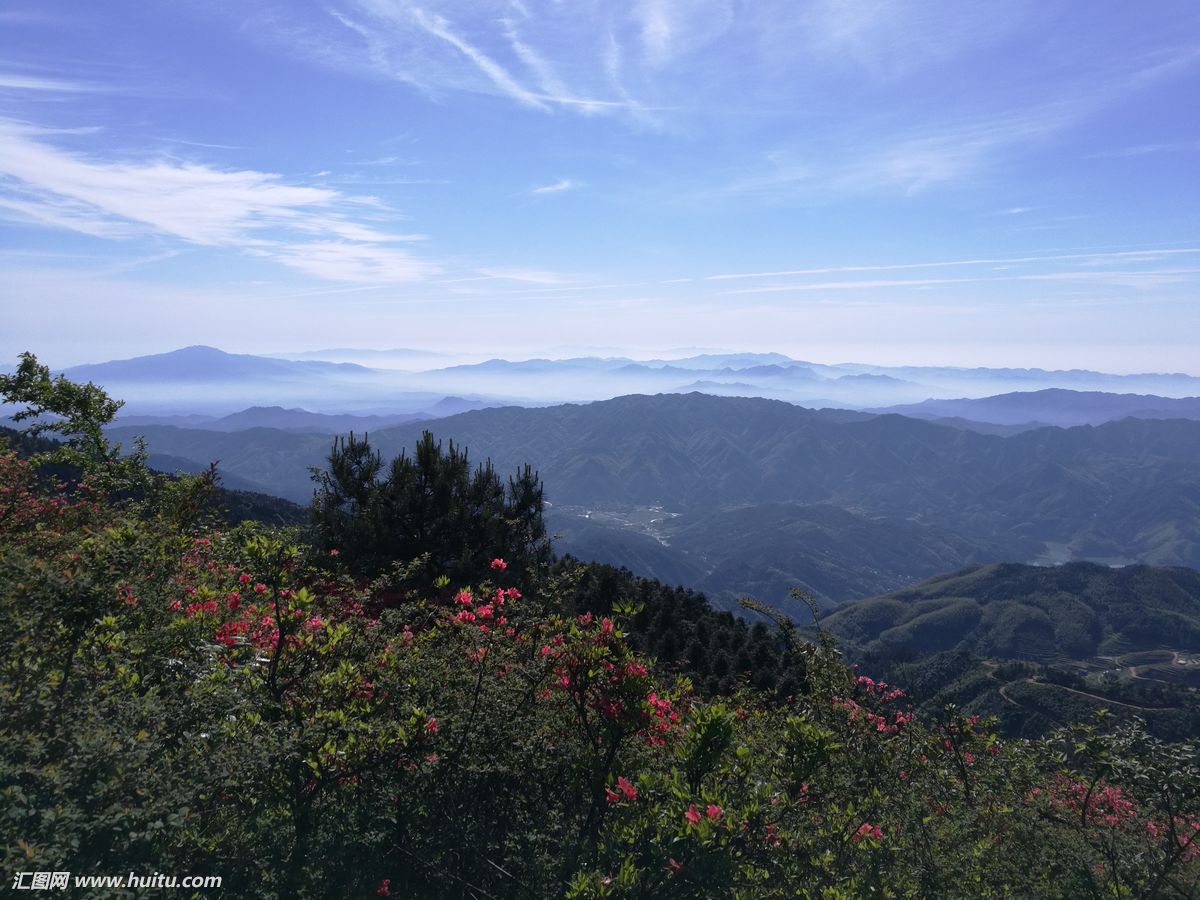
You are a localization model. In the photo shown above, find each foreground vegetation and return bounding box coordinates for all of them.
[4,355,1200,898]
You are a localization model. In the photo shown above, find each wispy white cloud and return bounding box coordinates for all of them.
[155,137,250,151]
[714,258,1200,296]
[403,4,551,110]
[233,0,684,123]
[476,266,574,284]
[1084,140,1200,159]
[267,241,435,283]
[0,119,440,282]
[719,277,982,296]
[531,178,576,194]
[0,73,108,93]
[705,247,1200,282]
[1017,268,1200,290]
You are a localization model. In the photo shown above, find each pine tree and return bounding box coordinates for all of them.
[311,430,550,589]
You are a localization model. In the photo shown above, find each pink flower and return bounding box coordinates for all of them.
[253,582,268,594]
[329,549,339,557]
[376,879,390,896]
[238,573,251,584]
[489,558,507,570]
[684,805,702,825]
[706,804,723,820]
[424,717,439,735]
[617,776,638,801]
[605,787,621,805]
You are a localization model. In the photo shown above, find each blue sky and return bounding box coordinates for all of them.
[1,0,1198,371]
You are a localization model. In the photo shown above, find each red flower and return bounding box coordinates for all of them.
[238,572,251,584]
[605,787,621,805]
[852,822,883,843]
[706,804,723,820]
[617,776,638,801]
[489,558,507,570]
[684,805,701,825]
[376,878,390,896]
[424,717,439,735]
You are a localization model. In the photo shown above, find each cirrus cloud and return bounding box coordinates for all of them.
[0,119,440,282]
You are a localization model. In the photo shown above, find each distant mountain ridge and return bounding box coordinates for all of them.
[35,345,1200,415]
[112,403,496,433]
[65,345,371,381]
[873,388,1200,427]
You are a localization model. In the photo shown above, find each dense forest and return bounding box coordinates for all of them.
[5,353,1200,898]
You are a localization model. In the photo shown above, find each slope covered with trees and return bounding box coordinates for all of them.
[823,563,1200,741]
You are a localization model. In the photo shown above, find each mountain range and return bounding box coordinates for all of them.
[112,400,491,433]
[107,391,1200,615]
[31,345,1200,415]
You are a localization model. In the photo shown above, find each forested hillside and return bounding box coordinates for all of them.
[824,563,1200,741]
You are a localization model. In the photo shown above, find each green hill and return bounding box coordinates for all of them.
[824,562,1200,740]
[825,562,1200,661]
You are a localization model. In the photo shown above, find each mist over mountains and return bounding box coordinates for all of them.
[37,345,1200,417]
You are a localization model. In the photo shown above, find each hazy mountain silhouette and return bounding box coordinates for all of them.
[873,389,1200,427]
[65,345,371,381]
